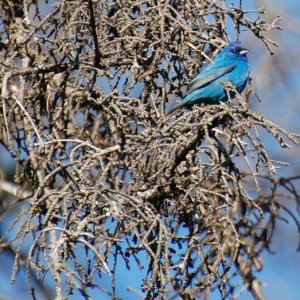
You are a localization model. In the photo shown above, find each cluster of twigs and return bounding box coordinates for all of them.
[0,0,299,299]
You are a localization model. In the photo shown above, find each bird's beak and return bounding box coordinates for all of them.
[239,49,249,55]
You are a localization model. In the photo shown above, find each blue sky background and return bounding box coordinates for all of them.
[1,0,300,299]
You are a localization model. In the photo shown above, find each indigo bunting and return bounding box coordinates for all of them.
[167,42,249,115]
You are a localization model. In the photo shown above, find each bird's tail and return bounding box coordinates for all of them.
[166,101,188,116]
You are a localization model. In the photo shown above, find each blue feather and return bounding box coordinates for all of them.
[167,42,249,115]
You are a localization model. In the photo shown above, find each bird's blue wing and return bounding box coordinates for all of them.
[185,64,236,95]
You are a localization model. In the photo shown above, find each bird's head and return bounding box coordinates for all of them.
[221,42,248,59]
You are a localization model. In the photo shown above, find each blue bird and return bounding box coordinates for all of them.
[167,42,249,115]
